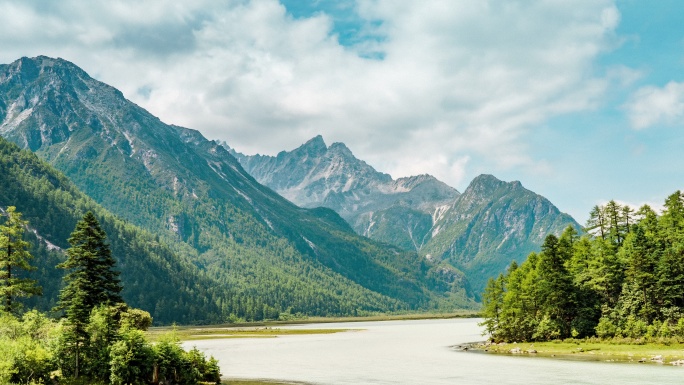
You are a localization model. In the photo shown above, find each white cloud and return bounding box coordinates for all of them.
[0,0,619,189]
[625,81,684,130]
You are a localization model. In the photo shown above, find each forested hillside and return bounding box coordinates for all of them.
[421,174,581,295]
[0,137,225,324]
[482,194,684,342]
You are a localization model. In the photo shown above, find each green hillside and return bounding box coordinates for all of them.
[0,137,225,324]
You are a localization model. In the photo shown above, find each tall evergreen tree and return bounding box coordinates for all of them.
[605,200,625,246]
[479,274,506,338]
[620,225,659,322]
[586,205,607,240]
[56,212,123,377]
[0,206,41,313]
[534,235,576,339]
[656,192,684,312]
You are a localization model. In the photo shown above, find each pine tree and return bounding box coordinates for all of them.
[56,212,123,378]
[605,200,624,246]
[479,273,505,339]
[620,225,659,322]
[0,206,42,313]
[534,234,576,339]
[586,205,607,240]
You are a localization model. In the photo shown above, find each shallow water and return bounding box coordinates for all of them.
[186,318,682,385]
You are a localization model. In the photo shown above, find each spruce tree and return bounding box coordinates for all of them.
[535,234,575,339]
[0,206,42,313]
[56,211,123,377]
[479,273,506,340]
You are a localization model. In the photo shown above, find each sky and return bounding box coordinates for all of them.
[0,0,683,223]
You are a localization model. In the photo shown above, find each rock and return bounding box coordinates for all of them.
[527,349,537,354]
[651,355,663,362]
[510,347,523,354]
[638,358,647,363]
[671,360,684,366]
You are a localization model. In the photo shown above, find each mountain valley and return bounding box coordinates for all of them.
[231,138,581,294]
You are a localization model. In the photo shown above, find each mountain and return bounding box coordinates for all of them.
[421,174,581,294]
[228,136,460,251]
[0,136,225,324]
[0,56,475,318]
[231,139,580,296]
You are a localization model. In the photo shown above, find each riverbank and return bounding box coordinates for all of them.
[223,380,310,385]
[215,310,478,328]
[458,340,684,366]
[148,311,478,341]
[147,326,354,341]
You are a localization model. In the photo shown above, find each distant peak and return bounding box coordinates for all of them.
[298,135,327,151]
[14,55,76,70]
[329,141,351,152]
[464,174,505,194]
[510,180,523,189]
[290,135,327,157]
[471,174,503,185]
[8,55,90,83]
[466,174,530,196]
[305,135,326,147]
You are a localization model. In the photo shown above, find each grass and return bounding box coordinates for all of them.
[146,326,353,341]
[147,311,478,341]
[284,310,479,324]
[222,381,310,385]
[467,339,684,364]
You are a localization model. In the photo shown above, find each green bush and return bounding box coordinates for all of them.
[595,316,617,338]
[109,329,154,385]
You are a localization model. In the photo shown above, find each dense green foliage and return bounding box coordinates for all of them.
[0,305,221,384]
[0,211,220,385]
[0,206,41,313]
[481,194,684,342]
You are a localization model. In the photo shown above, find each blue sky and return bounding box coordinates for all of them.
[0,0,682,223]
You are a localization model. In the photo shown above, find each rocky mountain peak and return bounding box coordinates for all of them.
[328,141,353,156]
[3,56,97,92]
[466,174,505,191]
[291,134,327,157]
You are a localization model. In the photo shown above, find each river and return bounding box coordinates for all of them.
[185,318,682,384]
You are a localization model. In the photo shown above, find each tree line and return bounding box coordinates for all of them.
[481,192,684,342]
[0,208,220,384]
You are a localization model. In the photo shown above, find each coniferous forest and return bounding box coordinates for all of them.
[481,193,684,342]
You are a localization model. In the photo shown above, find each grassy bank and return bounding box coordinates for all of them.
[147,326,353,341]
[223,381,309,385]
[148,310,478,341]
[463,339,684,365]
[286,310,479,324]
